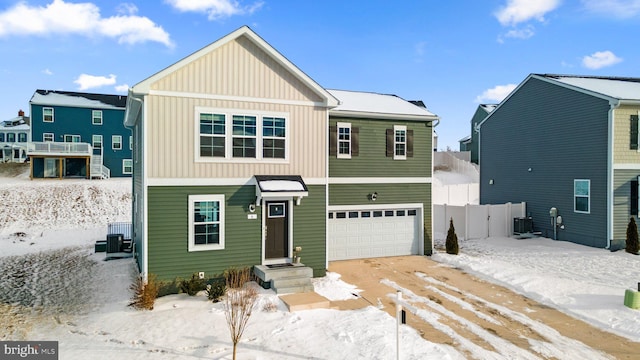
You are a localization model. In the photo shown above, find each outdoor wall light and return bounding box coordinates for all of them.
[489,179,494,185]
[248,203,256,213]
[369,192,378,201]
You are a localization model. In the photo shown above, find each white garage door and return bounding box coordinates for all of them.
[328,208,421,261]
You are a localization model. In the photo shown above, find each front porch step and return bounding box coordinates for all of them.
[253,264,313,295]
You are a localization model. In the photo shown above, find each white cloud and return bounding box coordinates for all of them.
[475,84,517,103]
[114,84,129,92]
[495,0,561,26]
[166,0,264,20]
[498,25,535,42]
[581,0,640,18]
[74,73,116,90]
[582,50,623,69]
[42,69,53,75]
[0,0,172,47]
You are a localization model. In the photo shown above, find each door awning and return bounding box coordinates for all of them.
[254,175,309,204]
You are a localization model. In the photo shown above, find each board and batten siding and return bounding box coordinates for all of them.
[480,77,609,247]
[145,95,326,179]
[329,117,433,178]
[329,183,432,255]
[613,105,640,164]
[150,35,322,103]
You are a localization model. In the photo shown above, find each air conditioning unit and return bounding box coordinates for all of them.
[513,217,533,234]
[106,234,124,254]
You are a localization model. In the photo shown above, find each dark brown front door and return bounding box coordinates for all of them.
[265,201,288,259]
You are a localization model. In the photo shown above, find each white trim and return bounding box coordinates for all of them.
[261,198,294,265]
[43,133,54,142]
[92,110,103,125]
[43,107,54,123]
[122,159,133,175]
[329,177,431,184]
[328,203,424,211]
[150,90,324,108]
[112,135,122,150]
[393,125,407,160]
[574,179,591,214]
[613,163,640,170]
[329,110,437,122]
[336,122,351,159]
[608,106,615,248]
[188,194,225,252]
[142,95,149,278]
[92,134,103,149]
[147,177,327,186]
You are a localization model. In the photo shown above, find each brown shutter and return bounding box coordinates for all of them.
[386,129,393,157]
[407,129,414,157]
[329,126,337,156]
[631,115,639,150]
[351,127,359,156]
[632,179,639,216]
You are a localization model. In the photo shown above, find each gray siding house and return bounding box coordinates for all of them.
[459,104,496,164]
[478,74,640,249]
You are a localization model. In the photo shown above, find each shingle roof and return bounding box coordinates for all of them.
[328,89,437,119]
[30,90,127,109]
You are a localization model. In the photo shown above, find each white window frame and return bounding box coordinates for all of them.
[574,179,590,213]
[92,135,103,149]
[0,132,4,142]
[92,110,103,125]
[43,107,54,122]
[188,194,225,252]
[262,116,286,159]
[43,133,54,142]
[122,159,133,174]
[394,125,407,160]
[112,135,122,150]
[129,135,132,150]
[194,107,289,163]
[6,133,15,142]
[337,122,351,159]
[18,133,27,142]
[64,134,81,143]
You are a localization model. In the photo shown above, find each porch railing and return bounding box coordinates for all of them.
[27,142,92,156]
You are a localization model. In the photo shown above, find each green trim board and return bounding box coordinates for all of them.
[146,184,326,281]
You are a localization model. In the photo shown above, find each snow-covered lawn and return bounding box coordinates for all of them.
[1,171,639,359]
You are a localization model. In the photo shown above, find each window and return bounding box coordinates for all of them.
[188,195,225,251]
[574,179,590,213]
[337,122,351,159]
[348,211,359,218]
[92,135,102,149]
[7,133,15,142]
[199,113,226,157]
[336,212,346,219]
[43,107,54,122]
[0,133,4,142]
[112,135,122,150]
[64,135,81,142]
[263,117,286,159]
[408,209,417,216]
[92,110,103,125]
[328,212,334,219]
[373,211,383,217]
[385,210,394,217]
[232,115,257,158]
[394,125,407,160]
[397,210,406,216]
[43,133,54,142]
[361,211,371,218]
[122,159,133,175]
[18,133,27,142]
[631,114,639,150]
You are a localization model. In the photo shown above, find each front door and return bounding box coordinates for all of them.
[265,201,288,260]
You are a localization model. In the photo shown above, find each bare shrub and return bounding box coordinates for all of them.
[223,267,258,360]
[129,274,159,310]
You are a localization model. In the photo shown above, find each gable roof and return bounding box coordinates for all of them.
[538,74,640,102]
[328,89,438,121]
[479,104,497,113]
[30,90,127,109]
[129,26,338,108]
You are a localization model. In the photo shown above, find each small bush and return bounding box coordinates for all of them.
[445,217,459,255]
[129,274,159,310]
[206,279,226,303]
[180,273,206,296]
[626,217,640,255]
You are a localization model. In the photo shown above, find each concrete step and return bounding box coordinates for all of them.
[279,292,331,311]
[273,283,314,295]
[254,265,312,282]
[272,276,313,289]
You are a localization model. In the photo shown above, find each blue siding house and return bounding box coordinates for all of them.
[28,90,132,178]
[479,74,640,249]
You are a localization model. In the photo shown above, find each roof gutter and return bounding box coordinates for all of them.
[123,89,143,128]
[329,110,439,122]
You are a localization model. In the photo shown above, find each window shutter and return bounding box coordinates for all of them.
[630,115,638,150]
[407,129,414,157]
[386,129,393,157]
[351,127,359,156]
[329,126,337,156]
[632,179,639,216]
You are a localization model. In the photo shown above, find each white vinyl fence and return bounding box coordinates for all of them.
[433,183,479,205]
[434,202,526,240]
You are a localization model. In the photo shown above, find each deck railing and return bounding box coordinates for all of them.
[27,142,92,156]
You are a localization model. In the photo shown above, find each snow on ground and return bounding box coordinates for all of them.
[432,169,476,186]
[1,168,639,359]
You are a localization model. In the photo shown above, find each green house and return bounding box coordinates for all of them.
[124,26,438,283]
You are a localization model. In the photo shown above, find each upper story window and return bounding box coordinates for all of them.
[196,107,288,162]
[18,133,27,142]
[112,135,122,150]
[394,125,407,160]
[262,117,286,159]
[43,107,54,122]
[188,194,225,252]
[64,134,81,143]
[6,133,15,142]
[574,179,590,213]
[386,126,413,160]
[0,133,4,142]
[199,113,226,158]
[631,114,640,150]
[329,123,359,159]
[122,159,133,175]
[92,135,103,149]
[92,110,103,125]
[43,133,54,142]
[337,122,351,159]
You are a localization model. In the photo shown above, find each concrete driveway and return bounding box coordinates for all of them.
[329,256,639,359]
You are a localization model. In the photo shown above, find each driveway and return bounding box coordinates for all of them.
[329,256,639,360]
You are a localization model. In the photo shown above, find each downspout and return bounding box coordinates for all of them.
[607,99,618,250]
[431,117,440,256]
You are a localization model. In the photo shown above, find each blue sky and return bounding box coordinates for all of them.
[1,0,639,150]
